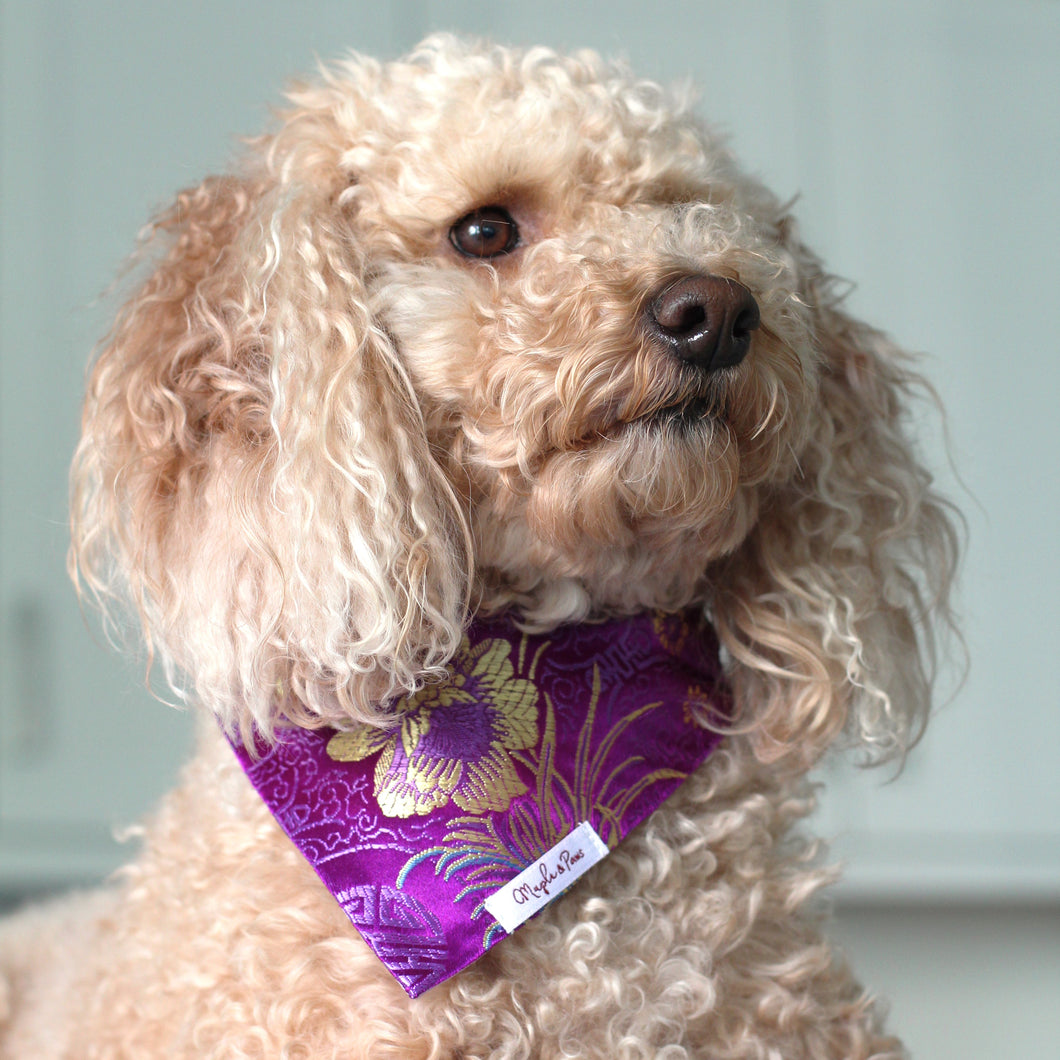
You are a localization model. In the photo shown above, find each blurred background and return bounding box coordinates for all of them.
[1,2,1057,1055]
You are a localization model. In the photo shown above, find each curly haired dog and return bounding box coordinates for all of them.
[0,35,958,1059]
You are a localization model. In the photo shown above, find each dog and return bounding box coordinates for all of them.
[0,35,958,1058]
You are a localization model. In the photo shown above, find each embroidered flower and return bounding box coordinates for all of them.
[327,637,539,818]
[652,610,691,658]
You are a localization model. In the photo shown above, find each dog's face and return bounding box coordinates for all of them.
[71,37,955,761]
[340,57,817,614]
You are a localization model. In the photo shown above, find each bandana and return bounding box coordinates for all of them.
[228,608,729,998]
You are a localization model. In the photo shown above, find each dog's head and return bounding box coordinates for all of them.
[71,36,957,765]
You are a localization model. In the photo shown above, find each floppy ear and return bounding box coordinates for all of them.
[712,257,960,767]
[70,113,470,744]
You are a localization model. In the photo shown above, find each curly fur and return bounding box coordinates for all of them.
[1,35,958,1057]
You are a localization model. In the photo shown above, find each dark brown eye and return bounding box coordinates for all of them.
[449,206,519,259]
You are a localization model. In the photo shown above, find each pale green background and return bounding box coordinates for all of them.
[2,2,1058,1056]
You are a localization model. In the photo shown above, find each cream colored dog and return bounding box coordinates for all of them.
[0,36,958,1058]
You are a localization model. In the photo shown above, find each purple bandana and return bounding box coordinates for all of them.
[229,609,728,997]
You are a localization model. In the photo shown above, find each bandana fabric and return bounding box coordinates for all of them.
[229,609,729,997]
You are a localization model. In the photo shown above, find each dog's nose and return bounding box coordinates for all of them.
[646,275,760,372]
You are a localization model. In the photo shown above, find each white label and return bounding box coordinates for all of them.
[483,821,610,934]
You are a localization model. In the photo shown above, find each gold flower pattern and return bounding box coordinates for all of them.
[327,637,539,817]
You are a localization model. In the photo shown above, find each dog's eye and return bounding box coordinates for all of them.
[449,206,520,259]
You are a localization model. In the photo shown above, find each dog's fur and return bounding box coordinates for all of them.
[0,36,958,1058]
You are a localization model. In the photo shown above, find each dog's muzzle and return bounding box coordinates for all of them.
[646,274,760,373]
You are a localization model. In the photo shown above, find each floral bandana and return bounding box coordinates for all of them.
[228,609,729,997]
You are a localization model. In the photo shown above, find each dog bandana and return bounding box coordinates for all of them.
[229,609,729,997]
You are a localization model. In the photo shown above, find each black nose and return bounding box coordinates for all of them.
[646,274,760,372]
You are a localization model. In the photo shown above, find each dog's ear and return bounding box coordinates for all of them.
[70,123,470,744]
[713,256,960,767]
